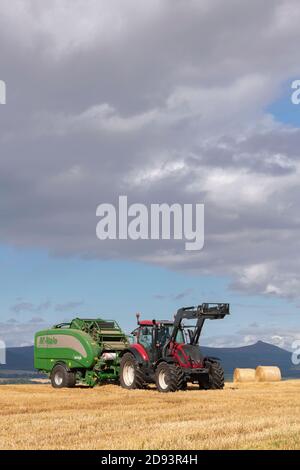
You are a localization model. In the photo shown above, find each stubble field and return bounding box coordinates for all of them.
[0,380,299,450]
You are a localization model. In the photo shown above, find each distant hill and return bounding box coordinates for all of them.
[201,341,299,379]
[0,341,299,379]
[0,346,34,372]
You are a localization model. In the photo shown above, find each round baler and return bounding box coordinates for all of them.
[34,318,128,387]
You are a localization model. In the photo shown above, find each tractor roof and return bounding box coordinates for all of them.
[139,320,174,326]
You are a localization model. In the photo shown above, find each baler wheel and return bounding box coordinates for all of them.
[120,353,145,390]
[51,364,76,388]
[66,370,76,388]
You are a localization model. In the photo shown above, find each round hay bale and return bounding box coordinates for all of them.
[233,368,256,383]
[255,366,281,382]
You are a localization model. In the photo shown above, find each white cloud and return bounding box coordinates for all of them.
[203,327,300,351]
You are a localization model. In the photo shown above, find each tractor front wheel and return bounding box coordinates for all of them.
[120,353,145,390]
[155,362,185,393]
[207,361,225,389]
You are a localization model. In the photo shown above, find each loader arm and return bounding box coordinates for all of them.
[169,303,230,347]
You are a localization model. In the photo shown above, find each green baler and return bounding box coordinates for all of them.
[34,318,128,388]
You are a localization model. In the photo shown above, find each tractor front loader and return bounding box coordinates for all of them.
[119,303,230,392]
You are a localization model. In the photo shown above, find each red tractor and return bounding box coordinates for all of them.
[119,303,230,392]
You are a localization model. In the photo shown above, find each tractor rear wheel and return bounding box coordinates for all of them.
[51,364,76,388]
[155,362,185,393]
[120,353,145,390]
[207,361,224,389]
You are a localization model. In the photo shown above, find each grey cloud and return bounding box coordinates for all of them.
[153,294,166,300]
[28,317,45,324]
[249,322,259,328]
[154,288,193,301]
[1,1,300,301]
[10,300,84,315]
[173,289,194,301]
[10,301,51,314]
[55,301,84,312]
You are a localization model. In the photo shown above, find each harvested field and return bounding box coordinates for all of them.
[0,381,299,450]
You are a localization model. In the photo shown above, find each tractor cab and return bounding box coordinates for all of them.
[131,319,185,361]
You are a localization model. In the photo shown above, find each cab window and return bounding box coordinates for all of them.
[138,326,153,350]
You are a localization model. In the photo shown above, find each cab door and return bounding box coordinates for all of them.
[137,326,155,361]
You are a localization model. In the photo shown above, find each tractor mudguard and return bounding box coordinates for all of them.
[121,344,149,364]
[204,356,220,363]
[156,356,176,366]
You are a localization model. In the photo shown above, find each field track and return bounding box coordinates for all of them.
[0,380,299,450]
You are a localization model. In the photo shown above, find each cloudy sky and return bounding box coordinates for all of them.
[0,0,300,349]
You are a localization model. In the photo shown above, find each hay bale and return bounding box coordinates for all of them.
[233,368,256,383]
[255,366,281,382]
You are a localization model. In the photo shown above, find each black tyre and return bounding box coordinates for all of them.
[66,370,76,388]
[51,364,76,388]
[176,367,186,391]
[155,362,185,393]
[207,361,224,389]
[180,381,188,391]
[120,353,145,390]
[198,376,210,390]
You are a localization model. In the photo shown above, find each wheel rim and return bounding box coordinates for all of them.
[54,371,63,386]
[123,362,135,386]
[158,369,168,390]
